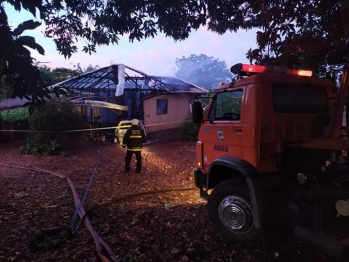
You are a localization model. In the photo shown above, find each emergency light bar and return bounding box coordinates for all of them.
[230,63,312,77]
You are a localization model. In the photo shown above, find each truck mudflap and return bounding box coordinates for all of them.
[193,168,205,188]
[295,226,349,260]
[193,168,209,201]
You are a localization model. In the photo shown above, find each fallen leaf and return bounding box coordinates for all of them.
[171,248,179,254]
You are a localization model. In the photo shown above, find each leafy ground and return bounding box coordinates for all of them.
[0,138,340,262]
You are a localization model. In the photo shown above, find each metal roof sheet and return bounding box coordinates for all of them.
[48,64,207,94]
[0,97,30,111]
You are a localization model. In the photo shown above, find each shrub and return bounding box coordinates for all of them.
[22,98,86,155]
[179,113,200,141]
[20,137,60,156]
[1,107,29,121]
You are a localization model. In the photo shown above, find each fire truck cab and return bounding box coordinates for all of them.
[192,59,349,259]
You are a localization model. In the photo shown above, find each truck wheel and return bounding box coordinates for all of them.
[208,180,261,243]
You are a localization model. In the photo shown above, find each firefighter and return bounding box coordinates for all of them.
[122,119,147,174]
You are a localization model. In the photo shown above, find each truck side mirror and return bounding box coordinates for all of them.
[192,101,203,124]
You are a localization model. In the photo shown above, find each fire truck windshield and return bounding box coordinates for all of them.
[208,90,243,121]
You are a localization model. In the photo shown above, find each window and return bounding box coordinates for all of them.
[273,84,329,113]
[156,99,168,115]
[209,90,243,121]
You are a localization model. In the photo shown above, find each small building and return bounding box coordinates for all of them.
[49,64,207,133]
[0,97,31,141]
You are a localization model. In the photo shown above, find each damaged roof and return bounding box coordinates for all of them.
[48,64,207,95]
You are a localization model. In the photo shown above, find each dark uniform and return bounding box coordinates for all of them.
[122,120,147,174]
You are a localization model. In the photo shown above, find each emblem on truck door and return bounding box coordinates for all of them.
[204,127,211,133]
[217,128,224,141]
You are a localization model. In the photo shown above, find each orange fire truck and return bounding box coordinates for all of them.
[192,51,348,259]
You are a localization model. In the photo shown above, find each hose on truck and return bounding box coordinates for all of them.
[0,157,197,262]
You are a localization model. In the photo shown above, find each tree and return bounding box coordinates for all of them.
[38,65,54,87]
[74,63,100,74]
[51,67,81,83]
[21,98,86,155]
[174,54,231,89]
[1,0,349,109]
[0,11,56,111]
[39,66,81,87]
[244,0,349,79]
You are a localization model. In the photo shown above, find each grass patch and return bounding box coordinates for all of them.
[1,107,29,122]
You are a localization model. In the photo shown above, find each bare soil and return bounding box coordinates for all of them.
[0,139,340,262]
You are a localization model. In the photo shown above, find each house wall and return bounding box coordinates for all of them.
[79,105,100,123]
[143,93,196,133]
[75,92,204,132]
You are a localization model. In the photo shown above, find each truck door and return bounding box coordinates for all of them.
[202,89,244,168]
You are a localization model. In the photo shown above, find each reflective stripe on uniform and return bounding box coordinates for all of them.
[130,135,142,138]
[127,148,142,151]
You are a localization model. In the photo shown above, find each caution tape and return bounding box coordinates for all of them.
[0,120,192,133]
[144,120,191,127]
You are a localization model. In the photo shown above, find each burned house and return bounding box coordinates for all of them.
[49,64,207,133]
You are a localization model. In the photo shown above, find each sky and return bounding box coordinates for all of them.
[4,3,258,76]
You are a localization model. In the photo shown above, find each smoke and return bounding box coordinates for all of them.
[174,54,232,89]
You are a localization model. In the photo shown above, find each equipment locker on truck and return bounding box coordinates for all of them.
[191,52,349,260]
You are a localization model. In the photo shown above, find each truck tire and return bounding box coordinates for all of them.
[208,180,262,243]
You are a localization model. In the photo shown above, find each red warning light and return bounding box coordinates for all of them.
[241,64,267,74]
[230,63,312,77]
[230,63,267,75]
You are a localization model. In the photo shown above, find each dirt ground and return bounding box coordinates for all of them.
[0,138,340,262]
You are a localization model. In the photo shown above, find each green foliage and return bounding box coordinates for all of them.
[0,82,12,99]
[0,8,66,113]
[174,54,231,89]
[20,137,60,155]
[2,0,349,110]
[244,0,349,79]
[70,63,100,74]
[1,107,29,121]
[39,66,83,87]
[51,67,81,83]
[83,64,100,73]
[60,151,69,157]
[21,98,86,155]
[38,65,54,87]
[0,13,46,103]
[28,98,86,144]
[179,113,200,141]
